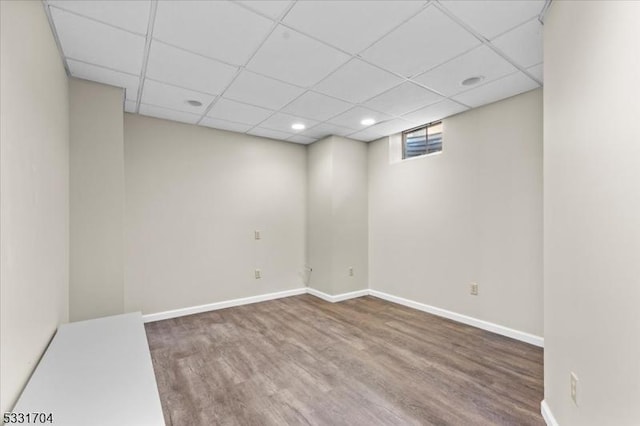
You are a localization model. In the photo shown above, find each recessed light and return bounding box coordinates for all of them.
[361,118,376,126]
[461,76,485,86]
[186,99,202,107]
[291,123,306,130]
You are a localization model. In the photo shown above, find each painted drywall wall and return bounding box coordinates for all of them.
[543,2,640,425]
[69,78,125,321]
[0,0,69,412]
[307,136,368,295]
[331,137,369,293]
[369,89,542,337]
[124,114,307,315]
[306,137,334,294]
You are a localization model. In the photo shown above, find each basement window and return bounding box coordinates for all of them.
[402,121,443,159]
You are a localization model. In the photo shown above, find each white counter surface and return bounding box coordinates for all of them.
[14,312,165,426]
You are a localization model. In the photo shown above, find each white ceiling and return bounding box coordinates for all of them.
[45,0,546,144]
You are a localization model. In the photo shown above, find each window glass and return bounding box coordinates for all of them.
[402,122,442,159]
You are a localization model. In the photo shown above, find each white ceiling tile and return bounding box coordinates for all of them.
[200,117,253,133]
[452,72,539,108]
[238,1,293,20]
[371,118,416,135]
[413,45,517,97]
[314,59,403,103]
[286,135,316,145]
[49,1,151,34]
[68,60,139,100]
[223,71,305,110]
[281,92,353,121]
[124,100,137,113]
[52,0,547,131]
[259,113,319,134]
[141,79,214,114]
[527,63,543,83]
[153,1,273,65]
[246,25,350,87]
[439,0,545,39]
[361,5,480,77]
[302,123,355,139]
[349,118,417,141]
[51,7,145,74]
[491,19,543,68]
[363,82,443,116]
[139,104,201,125]
[247,127,294,141]
[402,99,468,124]
[207,98,273,126]
[347,128,388,142]
[145,41,238,95]
[347,129,379,142]
[283,1,426,54]
[327,106,393,130]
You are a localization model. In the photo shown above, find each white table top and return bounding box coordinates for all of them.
[14,312,165,426]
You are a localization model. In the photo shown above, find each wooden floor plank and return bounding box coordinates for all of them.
[145,295,544,426]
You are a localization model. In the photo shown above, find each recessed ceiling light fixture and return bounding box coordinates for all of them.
[186,99,202,107]
[291,123,306,130]
[461,76,485,86]
[361,118,376,126]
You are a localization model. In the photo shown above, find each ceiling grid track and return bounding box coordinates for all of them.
[433,1,543,86]
[539,0,553,24]
[244,1,453,138]
[196,1,300,126]
[46,0,546,143]
[41,1,70,77]
[135,0,158,114]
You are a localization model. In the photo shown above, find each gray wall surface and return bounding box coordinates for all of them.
[369,89,543,337]
[1,0,70,412]
[543,1,640,424]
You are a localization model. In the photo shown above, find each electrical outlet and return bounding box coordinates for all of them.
[470,282,478,296]
[254,269,261,279]
[254,230,261,240]
[348,266,354,277]
[570,372,578,405]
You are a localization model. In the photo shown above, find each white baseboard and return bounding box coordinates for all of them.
[306,287,369,303]
[142,288,307,323]
[541,400,559,426]
[142,286,543,348]
[305,287,334,302]
[368,289,544,347]
[333,289,370,302]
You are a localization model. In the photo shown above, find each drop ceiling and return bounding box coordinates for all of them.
[45,0,546,144]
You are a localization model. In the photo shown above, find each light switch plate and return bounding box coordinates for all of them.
[570,372,578,405]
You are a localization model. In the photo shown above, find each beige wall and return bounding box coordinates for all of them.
[0,0,69,413]
[69,78,125,321]
[306,136,368,295]
[307,137,334,294]
[124,114,307,314]
[369,89,543,337]
[331,137,368,293]
[544,1,640,424]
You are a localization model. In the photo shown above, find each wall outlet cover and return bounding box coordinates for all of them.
[570,372,578,405]
[470,282,479,296]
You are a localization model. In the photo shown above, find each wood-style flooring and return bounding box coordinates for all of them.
[145,295,544,426]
